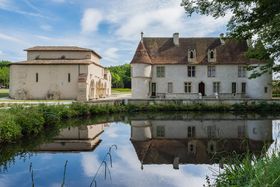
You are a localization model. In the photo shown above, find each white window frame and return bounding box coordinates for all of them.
[156,66,165,78]
[238,66,247,78]
[207,66,216,77]
[184,82,192,93]
[187,66,196,77]
[213,82,220,93]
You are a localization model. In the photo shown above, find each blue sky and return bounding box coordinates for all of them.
[0,0,230,67]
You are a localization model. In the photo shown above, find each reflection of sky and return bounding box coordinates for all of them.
[3,120,276,187]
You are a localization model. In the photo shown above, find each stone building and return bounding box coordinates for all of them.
[9,46,111,101]
[130,33,272,99]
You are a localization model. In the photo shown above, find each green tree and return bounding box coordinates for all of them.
[181,0,280,76]
[0,61,10,87]
[108,64,131,88]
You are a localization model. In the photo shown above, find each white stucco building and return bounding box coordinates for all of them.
[9,46,111,101]
[130,33,272,99]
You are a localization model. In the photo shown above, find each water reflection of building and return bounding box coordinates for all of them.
[130,120,272,167]
[38,124,105,151]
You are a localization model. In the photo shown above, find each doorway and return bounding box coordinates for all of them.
[151,83,156,97]
[198,82,205,96]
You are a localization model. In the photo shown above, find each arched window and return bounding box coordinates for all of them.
[210,51,214,59]
[190,51,194,59]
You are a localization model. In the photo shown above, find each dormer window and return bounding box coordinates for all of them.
[210,51,214,59]
[190,51,194,59]
[208,49,216,62]
[188,49,196,62]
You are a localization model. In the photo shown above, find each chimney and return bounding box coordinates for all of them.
[220,33,225,45]
[141,32,144,42]
[173,33,179,46]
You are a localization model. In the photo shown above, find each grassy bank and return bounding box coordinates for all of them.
[0,89,8,98]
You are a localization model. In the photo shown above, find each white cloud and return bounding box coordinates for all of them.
[81,153,101,177]
[81,8,103,33]
[103,48,119,63]
[0,32,24,43]
[40,24,53,31]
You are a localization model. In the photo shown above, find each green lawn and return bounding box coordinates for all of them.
[112,88,131,94]
[0,89,9,98]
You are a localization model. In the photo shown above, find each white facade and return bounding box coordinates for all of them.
[130,35,272,100]
[131,64,272,99]
[9,46,111,101]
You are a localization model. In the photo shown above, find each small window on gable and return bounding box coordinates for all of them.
[190,51,194,59]
[208,49,216,62]
[188,49,196,62]
[210,51,214,59]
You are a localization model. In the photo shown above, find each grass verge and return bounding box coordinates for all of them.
[0,89,9,98]
[112,88,131,93]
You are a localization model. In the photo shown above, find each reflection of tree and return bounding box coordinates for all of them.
[90,145,118,187]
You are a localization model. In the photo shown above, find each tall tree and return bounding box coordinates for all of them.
[0,61,10,87]
[181,0,280,77]
[107,64,131,88]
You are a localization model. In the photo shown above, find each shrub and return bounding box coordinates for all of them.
[0,113,21,142]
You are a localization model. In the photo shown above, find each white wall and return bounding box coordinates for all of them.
[131,64,272,99]
[131,64,152,98]
[10,64,86,99]
[27,51,92,60]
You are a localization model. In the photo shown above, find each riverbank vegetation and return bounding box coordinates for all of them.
[208,151,280,187]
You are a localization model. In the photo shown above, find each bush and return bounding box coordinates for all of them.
[0,113,21,142]
[13,109,45,135]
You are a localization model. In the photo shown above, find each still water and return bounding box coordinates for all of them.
[0,113,279,187]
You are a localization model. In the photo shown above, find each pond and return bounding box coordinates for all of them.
[0,113,279,187]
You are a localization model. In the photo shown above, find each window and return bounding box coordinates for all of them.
[187,126,195,138]
[207,126,216,138]
[264,87,268,93]
[187,66,195,77]
[36,73,39,83]
[232,82,237,94]
[68,73,71,82]
[238,66,246,77]
[207,66,216,77]
[213,82,220,93]
[241,82,246,93]
[167,82,173,93]
[184,82,192,93]
[190,51,194,59]
[156,126,165,137]
[156,66,165,78]
[61,55,66,59]
[210,51,214,59]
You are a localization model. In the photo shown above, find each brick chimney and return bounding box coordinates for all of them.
[173,33,179,46]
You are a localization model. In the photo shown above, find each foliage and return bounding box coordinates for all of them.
[0,112,22,142]
[214,152,280,187]
[0,61,10,87]
[107,64,131,88]
[181,0,280,76]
